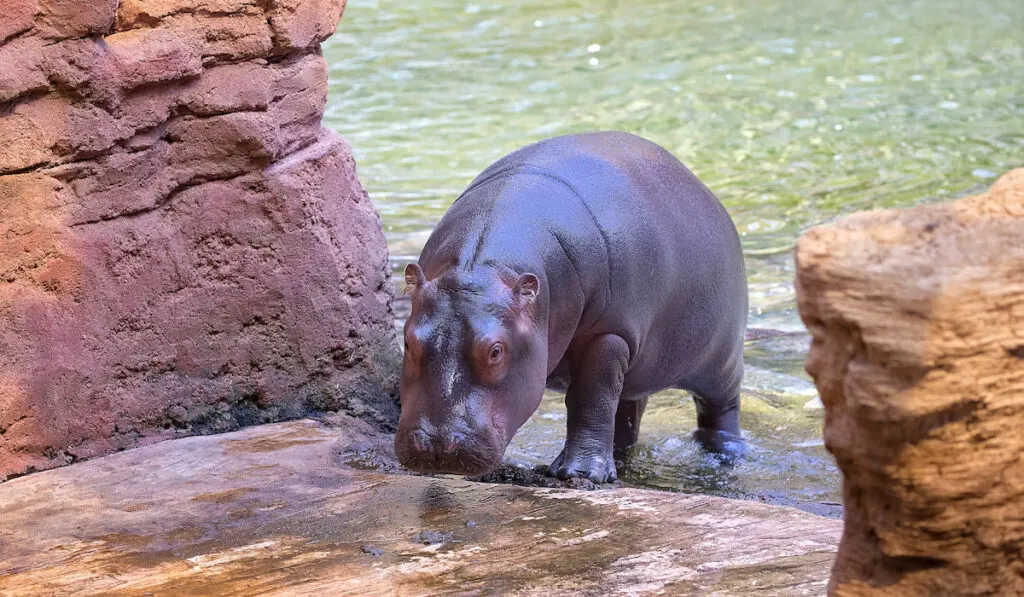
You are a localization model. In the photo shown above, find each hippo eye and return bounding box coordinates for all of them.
[487,343,504,364]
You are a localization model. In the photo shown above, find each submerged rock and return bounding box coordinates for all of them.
[0,0,399,480]
[796,169,1024,596]
[0,419,842,596]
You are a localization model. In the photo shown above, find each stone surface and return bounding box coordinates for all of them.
[267,0,349,53]
[0,0,399,481]
[0,0,37,43]
[34,0,120,40]
[795,169,1024,596]
[0,419,843,596]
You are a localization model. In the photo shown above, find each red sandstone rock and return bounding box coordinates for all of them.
[115,0,265,31]
[0,0,37,43]
[177,61,273,115]
[0,95,132,173]
[0,36,49,103]
[179,13,273,63]
[0,0,312,106]
[0,0,397,480]
[267,0,348,53]
[34,0,119,40]
[105,28,203,89]
[796,169,1024,596]
[42,38,123,107]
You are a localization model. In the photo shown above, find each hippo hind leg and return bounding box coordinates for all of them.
[690,391,743,454]
[678,372,744,455]
[545,358,571,392]
[613,396,648,453]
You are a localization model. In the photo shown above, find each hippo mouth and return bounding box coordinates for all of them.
[394,427,507,476]
[398,451,503,477]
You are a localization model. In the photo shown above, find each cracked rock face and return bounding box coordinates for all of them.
[795,169,1024,596]
[0,0,401,480]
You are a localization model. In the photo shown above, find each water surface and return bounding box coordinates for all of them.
[323,0,1024,511]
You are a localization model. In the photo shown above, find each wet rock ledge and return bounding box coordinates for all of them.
[0,0,399,480]
[796,169,1024,596]
[0,418,842,596]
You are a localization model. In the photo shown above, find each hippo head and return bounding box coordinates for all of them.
[395,263,548,476]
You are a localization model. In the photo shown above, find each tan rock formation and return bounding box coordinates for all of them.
[0,0,400,480]
[796,169,1024,595]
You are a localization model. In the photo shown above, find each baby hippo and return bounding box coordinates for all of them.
[395,132,747,483]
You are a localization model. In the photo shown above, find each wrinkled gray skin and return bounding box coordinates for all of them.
[395,132,747,483]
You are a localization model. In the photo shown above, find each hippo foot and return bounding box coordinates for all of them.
[547,447,618,484]
[692,428,746,461]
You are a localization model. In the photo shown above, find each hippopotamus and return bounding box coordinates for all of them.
[395,131,747,483]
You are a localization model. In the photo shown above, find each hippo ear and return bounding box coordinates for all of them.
[514,273,539,303]
[404,263,426,294]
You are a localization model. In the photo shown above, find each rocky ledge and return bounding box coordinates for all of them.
[0,418,842,596]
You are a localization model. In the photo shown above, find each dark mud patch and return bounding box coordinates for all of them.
[336,434,408,474]
[323,412,411,475]
[413,530,454,545]
[469,464,613,491]
[333,430,409,477]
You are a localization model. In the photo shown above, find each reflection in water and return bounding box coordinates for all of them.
[324,0,1024,512]
[417,481,461,524]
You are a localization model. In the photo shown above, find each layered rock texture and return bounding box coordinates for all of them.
[0,418,843,595]
[796,169,1024,595]
[0,0,400,480]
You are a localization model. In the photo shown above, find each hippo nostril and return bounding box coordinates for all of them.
[442,431,465,455]
[410,429,429,452]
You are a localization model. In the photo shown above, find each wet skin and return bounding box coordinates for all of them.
[395,132,748,483]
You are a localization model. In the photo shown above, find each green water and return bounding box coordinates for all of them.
[323,0,1024,512]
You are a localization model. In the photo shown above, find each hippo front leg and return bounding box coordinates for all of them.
[548,334,629,484]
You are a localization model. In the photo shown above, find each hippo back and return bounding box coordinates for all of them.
[436,132,748,397]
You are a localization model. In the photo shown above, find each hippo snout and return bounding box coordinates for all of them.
[408,428,463,455]
[395,424,503,476]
